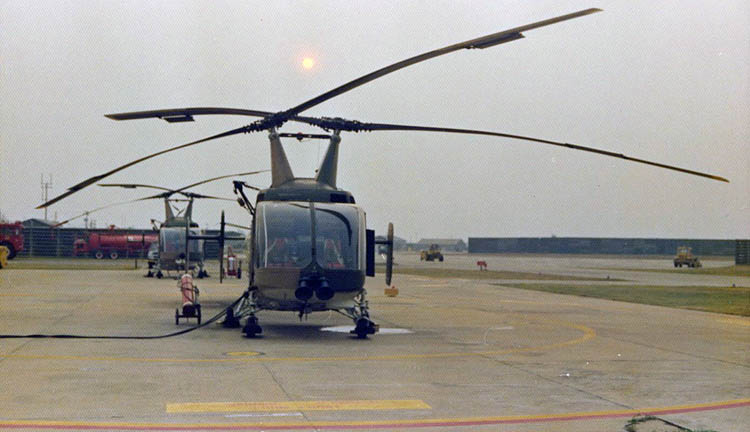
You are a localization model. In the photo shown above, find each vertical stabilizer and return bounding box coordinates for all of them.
[314,132,341,188]
[269,129,295,187]
[185,198,194,221]
[164,198,175,221]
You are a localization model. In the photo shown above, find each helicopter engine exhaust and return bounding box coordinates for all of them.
[296,272,333,301]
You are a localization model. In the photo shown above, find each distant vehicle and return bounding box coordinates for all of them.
[0,221,24,259]
[146,242,159,269]
[73,230,158,260]
[674,246,702,268]
[421,244,444,262]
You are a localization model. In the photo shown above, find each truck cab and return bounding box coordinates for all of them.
[0,222,24,259]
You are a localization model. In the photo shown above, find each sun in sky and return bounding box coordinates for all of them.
[301,57,315,70]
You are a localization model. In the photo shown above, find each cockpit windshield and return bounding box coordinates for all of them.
[256,201,362,270]
[160,227,202,254]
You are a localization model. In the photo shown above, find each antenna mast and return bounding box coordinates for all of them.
[40,174,53,221]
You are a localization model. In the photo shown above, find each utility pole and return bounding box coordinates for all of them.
[40,174,53,221]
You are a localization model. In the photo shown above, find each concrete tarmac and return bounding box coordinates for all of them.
[0,254,747,431]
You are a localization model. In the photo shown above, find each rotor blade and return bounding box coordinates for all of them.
[279,9,601,120]
[105,107,274,122]
[224,222,252,231]
[182,193,237,201]
[97,184,175,192]
[37,125,251,208]
[174,170,269,193]
[356,122,729,183]
[53,199,145,228]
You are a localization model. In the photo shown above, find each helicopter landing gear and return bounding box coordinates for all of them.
[222,305,241,328]
[145,271,154,278]
[346,291,379,339]
[242,315,262,338]
[226,289,263,337]
[156,271,163,279]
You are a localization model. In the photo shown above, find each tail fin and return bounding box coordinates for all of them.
[269,129,295,187]
[314,132,341,188]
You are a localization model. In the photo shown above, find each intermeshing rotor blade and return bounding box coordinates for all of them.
[36,125,251,208]
[104,9,601,130]
[105,107,274,122]
[225,222,252,231]
[355,123,729,183]
[174,170,268,193]
[53,198,146,228]
[183,193,236,201]
[97,183,175,192]
[278,9,602,120]
[368,123,729,183]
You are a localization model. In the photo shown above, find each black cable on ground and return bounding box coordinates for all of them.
[0,293,246,340]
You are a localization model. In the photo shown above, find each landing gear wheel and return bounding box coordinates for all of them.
[196,304,202,325]
[156,271,163,279]
[145,271,154,278]
[237,268,242,279]
[353,318,376,339]
[222,306,241,328]
[243,317,262,338]
[175,308,179,325]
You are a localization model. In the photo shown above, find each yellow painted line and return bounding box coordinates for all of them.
[0,321,595,364]
[225,351,262,357]
[717,317,750,326]
[0,398,746,430]
[166,399,430,413]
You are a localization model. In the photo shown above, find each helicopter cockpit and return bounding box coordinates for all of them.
[255,201,364,271]
[160,227,204,258]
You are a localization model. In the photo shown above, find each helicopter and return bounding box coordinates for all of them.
[38,8,728,338]
[55,171,266,279]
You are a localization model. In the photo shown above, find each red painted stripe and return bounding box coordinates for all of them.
[0,400,747,430]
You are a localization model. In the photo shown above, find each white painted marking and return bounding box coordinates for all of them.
[320,326,413,334]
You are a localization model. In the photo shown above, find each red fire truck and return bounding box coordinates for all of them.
[73,232,158,259]
[0,222,24,259]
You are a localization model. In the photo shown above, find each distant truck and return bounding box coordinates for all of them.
[420,244,444,262]
[73,232,158,259]
[674,246,701,268]
[0,221,24,259]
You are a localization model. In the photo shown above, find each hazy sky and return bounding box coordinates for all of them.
[1,1,748,241]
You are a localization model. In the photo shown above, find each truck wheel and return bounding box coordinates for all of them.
[0,243,16,260]
[439,256,444,262]
[94,251,104,259]
[110,251,119,260]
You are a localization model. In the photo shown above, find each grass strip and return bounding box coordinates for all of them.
[499,283,750,316]
[393,267,615,281]
[590,265,750,278]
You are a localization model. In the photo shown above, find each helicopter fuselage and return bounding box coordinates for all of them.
[250,180,367,312]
